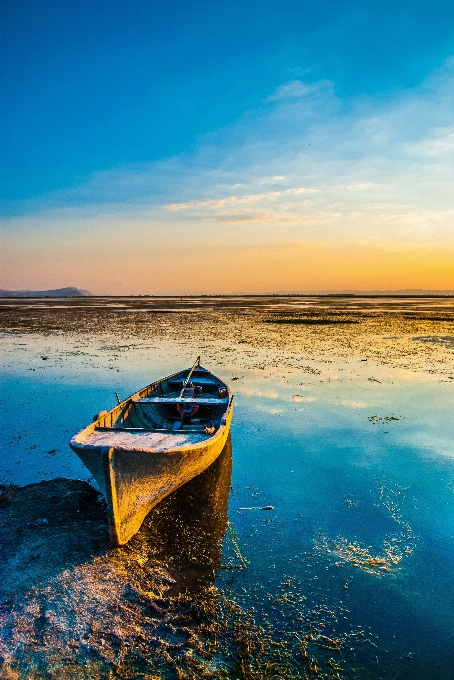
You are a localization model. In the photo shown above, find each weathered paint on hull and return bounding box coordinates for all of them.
[71,405,233,545]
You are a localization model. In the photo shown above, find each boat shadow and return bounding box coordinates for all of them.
[129,433,232,592]
[0,436,232,601]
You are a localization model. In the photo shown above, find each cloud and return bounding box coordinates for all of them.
[2,59,453,292]
[264,79,333,102]
[216,212,297,224]
[9,60,453,226]
[163,189,320,223]
[165,191,283,211]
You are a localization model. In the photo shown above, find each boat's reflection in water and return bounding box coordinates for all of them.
[135,435,232,593]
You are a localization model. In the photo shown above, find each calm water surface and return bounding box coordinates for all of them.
[1,321,454,678]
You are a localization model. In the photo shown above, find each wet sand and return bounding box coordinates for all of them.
[1,296,453,679]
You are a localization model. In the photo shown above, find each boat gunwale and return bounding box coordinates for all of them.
[133,396,229,404]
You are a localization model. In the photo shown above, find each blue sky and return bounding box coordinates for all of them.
[1,0,453,293]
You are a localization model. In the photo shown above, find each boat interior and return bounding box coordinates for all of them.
[95,365,230,434]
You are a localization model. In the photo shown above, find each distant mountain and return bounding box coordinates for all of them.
[0,287,93,297]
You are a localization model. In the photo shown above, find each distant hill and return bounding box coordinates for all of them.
[0,287,93,298]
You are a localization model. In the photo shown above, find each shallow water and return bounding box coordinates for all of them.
[1,296,454,678]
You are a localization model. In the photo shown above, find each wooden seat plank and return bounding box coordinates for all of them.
[133,397,227,405]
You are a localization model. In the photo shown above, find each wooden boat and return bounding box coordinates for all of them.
[70,358,233,545]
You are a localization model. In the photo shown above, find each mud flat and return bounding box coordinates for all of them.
[1,296,454,679]
[1,294,453,376]
[0,443,254,679]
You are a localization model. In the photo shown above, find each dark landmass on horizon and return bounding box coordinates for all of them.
[0,287,93,298]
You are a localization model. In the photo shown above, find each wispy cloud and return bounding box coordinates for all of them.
[264,79,333,102]
[164,189,320,223]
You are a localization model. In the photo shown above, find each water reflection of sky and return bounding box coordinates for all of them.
[225,364,453,677]
[1,330,454,677]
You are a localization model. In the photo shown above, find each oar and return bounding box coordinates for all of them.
[178,356,201,398]
[177,356,201,430]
